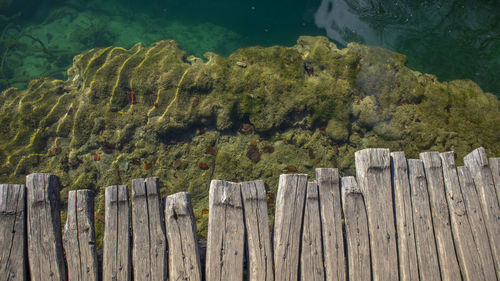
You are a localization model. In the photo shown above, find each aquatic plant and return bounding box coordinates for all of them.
[0,36,499,240]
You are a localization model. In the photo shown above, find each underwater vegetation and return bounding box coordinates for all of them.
[315,0,500,95]
[0,0,245,92]
[1,0,499,97]
[0,36,499,244]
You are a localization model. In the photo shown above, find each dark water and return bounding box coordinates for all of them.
[1,0,499,95]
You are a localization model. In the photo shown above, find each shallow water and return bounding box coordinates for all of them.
[0,0,499,95]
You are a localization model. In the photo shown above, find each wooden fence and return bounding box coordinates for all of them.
[1,147,499,281]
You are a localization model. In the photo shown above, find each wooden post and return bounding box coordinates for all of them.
[165,192,202,281]
[206,180,244,281]
[26,173,66,281]
[440,152,486,280]
[300,181,325,281]
[241,180,274,281]
[131,178,167,281]
[489,157,500,204]
[420,152,461,280]
[355,148,398,281]
[0,184,26,281]
[315,168,345,281]
[273,174,308,281]
[390,152,418,281]
[464,147,500,275]
[407,160,440,281]
[103,185,131,281]
[341,176,371,281]
[63,190,98,281]
[457,166,499,280]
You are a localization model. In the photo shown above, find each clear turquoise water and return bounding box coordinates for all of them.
[1,0,499,95]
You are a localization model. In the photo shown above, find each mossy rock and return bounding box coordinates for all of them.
[1,36,499,244]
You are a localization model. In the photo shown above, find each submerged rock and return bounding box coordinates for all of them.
[0,36,499,242]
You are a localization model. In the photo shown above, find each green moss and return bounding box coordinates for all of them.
[325,119,349,143]
[1,35,500,246]
[353,95,381,128]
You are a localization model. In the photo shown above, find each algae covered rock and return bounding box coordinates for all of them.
[1,36,499,241]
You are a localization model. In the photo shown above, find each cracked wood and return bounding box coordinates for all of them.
[63,190,98,281]
[241,180,274,281]
[390,152,418,281]
[420,152,460,281]
[206,180,244,281]
[457,166,498,280]
[316,168,345,281]
[26,173,66,281]
[341,176,370,281]
[408,160,440,281]
[131,178,167,281]
[300,181,325,281]
[165,192,202,281]
[464,147,500,276]
[103,185,131,281]
[440,152,487,281]
[273,174,308,281]
[0,184,26,281]
[355,148,398,281]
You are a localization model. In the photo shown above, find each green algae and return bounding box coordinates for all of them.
[1,36,499,242]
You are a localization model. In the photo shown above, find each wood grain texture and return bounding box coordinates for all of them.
[206,180,244,281]
[355,148,398,281]
[440,152,486,281]
[390,152,418,281]
[63,190,98,281]
[165,192,202,281]
[241,180,274,281]
[300,181,325,281]
[489,157,500,205]
[0,184,26,281]
[457,166,499,280]
[315,168,345,281]
[103,185,131,281]
[26,173,66,281]
[341,176,371,281]
[420,152,461,281]
[273,174,308,281]
[131,178,167,281]
[407,160,441,281]
[464,147,500,276]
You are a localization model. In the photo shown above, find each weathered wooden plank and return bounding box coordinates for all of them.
[103,185,131,281]
[241,180,274,281]
[464,147,500,276]
[440,152,486,281]
[420,152,461,280]
[407,160,441,281]
[489,157,500,204]
[131,178,167,281]
[273,174,308,281]
[355,148,398,281]
[457,166,499,280]
[341,176,371,281]
[315,168,345,281]
[0,184,26,281]
[165,192,202,281]
[390,152,419,281]
[26,173,66,281]
[206,180,244,281]
[63,190,98,281]
[300,181,325,281]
